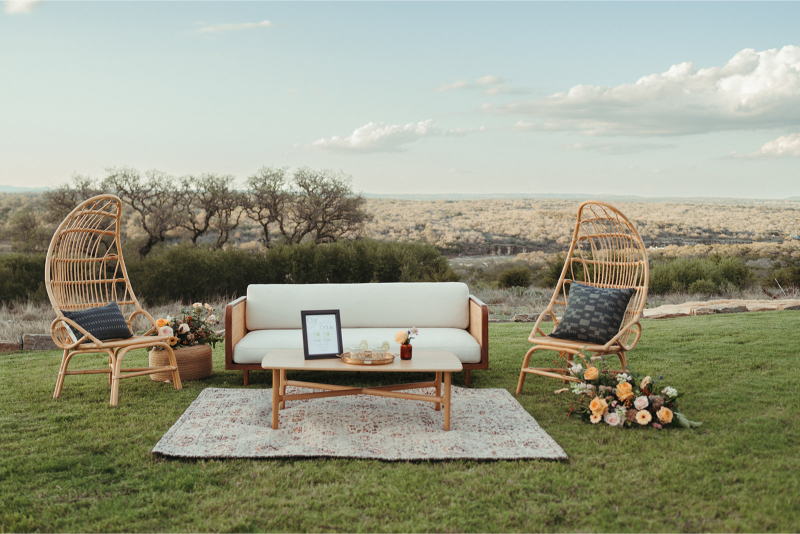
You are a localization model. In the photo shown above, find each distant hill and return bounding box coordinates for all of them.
[0,185,50,193]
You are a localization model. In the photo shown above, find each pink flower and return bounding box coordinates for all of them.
[634,395,650,410]
[652,423,663,430]
[603,412,623,427]
[159,325,173,337]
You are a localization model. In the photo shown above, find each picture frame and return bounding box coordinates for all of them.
[300,309,344,360]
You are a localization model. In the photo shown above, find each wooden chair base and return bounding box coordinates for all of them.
[516,345,628,395]
[54,344,183,407]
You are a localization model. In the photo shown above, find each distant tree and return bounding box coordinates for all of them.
[101,167,185,257]
[177,173,242,246]
[42,174,100,224]
[8,209,51,253]
[244,167,291,247]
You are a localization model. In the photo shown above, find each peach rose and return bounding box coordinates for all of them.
[656,406,674,424]
[590,413,602,424]
[156,318,170,327]
[584,366,599,381]
[616,381,634,401]
[589,396,608,416]
[395,330,409,344]
[640,376,652,389]
[635,410,652,425]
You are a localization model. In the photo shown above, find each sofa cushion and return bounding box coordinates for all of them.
[246,283,470,331]
[233,327,482,365]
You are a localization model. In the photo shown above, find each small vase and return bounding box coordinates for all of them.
[400,343,412,360]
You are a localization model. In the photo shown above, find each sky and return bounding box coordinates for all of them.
[1,1,799,198]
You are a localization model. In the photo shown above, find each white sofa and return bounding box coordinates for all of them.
[225,282,488,386]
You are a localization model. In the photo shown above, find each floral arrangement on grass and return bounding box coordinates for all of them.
[153,302,224,350]
[394,327,418,345]
[557,351,702,429]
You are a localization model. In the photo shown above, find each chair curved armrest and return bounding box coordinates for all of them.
[529,306,559,341]
[51,317,102,349]
[603,319,643,352]
[129,309,158,336]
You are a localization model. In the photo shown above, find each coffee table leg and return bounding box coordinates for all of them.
[444,371,451,431]
[279,369,287,409]
[435,372,441,411]
[272,369,280,430]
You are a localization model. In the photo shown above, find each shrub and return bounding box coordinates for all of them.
[498,267,532,288]
[770,261,800,288]
[649,256,754,295]
[541,254,594,289]
[0,253,48,303]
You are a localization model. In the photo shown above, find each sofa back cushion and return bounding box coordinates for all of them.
[246,282,470,330]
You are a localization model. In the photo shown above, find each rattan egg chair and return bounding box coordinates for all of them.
[516,201,649,394]
[45,194,182,406]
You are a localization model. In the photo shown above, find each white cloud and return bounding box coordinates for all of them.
[302,120,484,153]
[195,20,274,34]
[486,46,800,136]
[304,120,441,153]
[565,142,675,154]
[730,133,800,158]
[4,0,41,14]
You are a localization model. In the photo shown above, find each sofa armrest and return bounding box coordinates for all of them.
[225,296,248,369]
[468,295,489,366]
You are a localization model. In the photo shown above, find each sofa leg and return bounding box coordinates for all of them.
[464,369,471,388]
[243,370,249,386]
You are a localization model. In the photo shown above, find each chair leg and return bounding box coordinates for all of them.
[516,347,536,394]
[618,351,628,372]
[464,369,471,388]
[163,345,183,391]
[110,352,122,407]
[243,370,249,386]
[53,349,71,399]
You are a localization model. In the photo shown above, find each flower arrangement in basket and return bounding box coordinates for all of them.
[152,302,224,350]
[558,350,702,429]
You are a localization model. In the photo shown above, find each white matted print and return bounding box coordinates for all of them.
[300,310,343,360]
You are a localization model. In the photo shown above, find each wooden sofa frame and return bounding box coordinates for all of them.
[225,294,489,387]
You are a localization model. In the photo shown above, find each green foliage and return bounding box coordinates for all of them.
[0,253,47,303]
[541,254,593,289]
[125,240,458,305]
[649,256,754,294]
[497,266,532,288]
[770,260,800,288]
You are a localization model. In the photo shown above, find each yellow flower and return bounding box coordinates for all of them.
[167,336,179,346]
[635,410,652,425]
[584,366,599,381]
[656,406,673,424]
[616,381,634,401]
[156,318,170,327]
[589,396,608,416]
[590,413,602,424]
[395,330,409,344]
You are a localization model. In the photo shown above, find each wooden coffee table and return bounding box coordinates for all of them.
[262,349,463,431]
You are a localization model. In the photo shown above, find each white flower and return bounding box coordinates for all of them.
[570,363,584,375]
[634,396,649,410]
[159,325,173,337]
[570,382,589,395]
[662,386,678,397]
[207,314,218,324]
[410,327,418,335]
[616,373,631,383]
[604,412,623,427]
[178,323,190,334]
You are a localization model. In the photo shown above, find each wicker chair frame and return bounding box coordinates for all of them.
[45,194,181,406]
[517,201,649,394]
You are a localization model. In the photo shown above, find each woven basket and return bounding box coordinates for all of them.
[149,344,213,382]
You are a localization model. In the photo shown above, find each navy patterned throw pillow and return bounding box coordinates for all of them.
[62,302,132,341]
[549,282,635,345]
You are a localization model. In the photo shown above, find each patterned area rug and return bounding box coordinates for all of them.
[152,386,568,461]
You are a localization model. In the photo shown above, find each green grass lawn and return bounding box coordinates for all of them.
[2,312,799,533]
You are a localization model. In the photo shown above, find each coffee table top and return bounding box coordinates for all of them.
[262,349,462,372]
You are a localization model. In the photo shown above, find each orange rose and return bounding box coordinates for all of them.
[589,396,608,416]
[656,406,673,424]
[156,318,170,327]
[635,410,652,425]
[616,381,634,401]
[584,366,599,381]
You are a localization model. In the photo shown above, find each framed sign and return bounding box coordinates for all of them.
[300,309,344,360]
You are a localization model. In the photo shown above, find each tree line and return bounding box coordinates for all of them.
[7,166,369,257]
